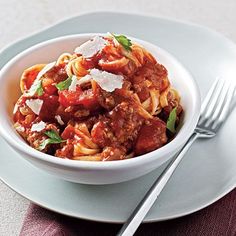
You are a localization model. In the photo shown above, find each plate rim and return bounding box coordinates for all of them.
[0,11,236,223]
[1,10,236,62]
[0,175,235,223]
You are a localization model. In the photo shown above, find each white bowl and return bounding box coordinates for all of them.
[0,34,201,185]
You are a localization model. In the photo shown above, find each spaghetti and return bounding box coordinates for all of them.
[13,34,183,161]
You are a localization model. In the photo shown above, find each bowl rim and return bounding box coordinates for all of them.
[0,33,201,170]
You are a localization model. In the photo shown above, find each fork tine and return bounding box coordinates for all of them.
[198,78,224,125]
[212,80,236,130]
[200,77,219,115]
[205,79,230,127]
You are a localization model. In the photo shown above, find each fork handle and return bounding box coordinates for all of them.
[117,132,199,236]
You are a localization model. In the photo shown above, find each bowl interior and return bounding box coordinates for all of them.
[0,34,200,165]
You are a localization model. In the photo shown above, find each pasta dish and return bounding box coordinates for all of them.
[13,34,183,161]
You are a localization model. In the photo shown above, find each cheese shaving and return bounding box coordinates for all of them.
[25,99,43,115]
[89,69,124,92]
[55,115,64,125]
[69,69,124,92]
[77,74,92,86]
[26,61,56,97]
[68,75,92,91]
[13,103,19,114]
[74,36,106,58]
[68,75,78,91]
[36,61,56,80]
[27,78,42,96]
[31,121,46,132]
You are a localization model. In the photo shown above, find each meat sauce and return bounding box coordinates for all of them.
[13,35,183,161]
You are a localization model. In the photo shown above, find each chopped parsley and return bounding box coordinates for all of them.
[27,79,44,96]
[56,77,72,91]
[38,130,66,151]
[112,34,132,51]
[166,107,177,133]
[36,81,44,96]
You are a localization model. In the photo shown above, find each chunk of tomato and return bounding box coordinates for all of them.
[91,121,108,147]
[42,78,57,95]
[39,94,59,121]
[61,124,75,139]
[59,88,99,110]
[134,118,167,156]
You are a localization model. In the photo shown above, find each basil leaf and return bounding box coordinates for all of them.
[112,34,132,51]
[27,79,44,96]
[38,130,66,151]
[36,82,44,96]
[166,107,177,133]
[56,77,72,91]
[44,130,64,141]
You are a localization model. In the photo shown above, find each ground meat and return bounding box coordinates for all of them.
[95,80,132,111]
[91,102,144,152]
[96,86,116,110]
[101,146,127,161]
[134,118,167,156]
[131,62,169,101]
[27,123,59,152]
[55,141,74,159]
[91,120,111,147]
[108,102,143,145]
[44,64,68,83]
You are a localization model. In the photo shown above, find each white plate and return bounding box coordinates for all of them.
[0,12,235,223]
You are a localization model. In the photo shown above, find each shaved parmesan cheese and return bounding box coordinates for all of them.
[26,99,43,115]
[55,115,64,125]
[31,121,46,132]
[13,103,19,114]
[74,36,106,58]
[27,78,42,96]
[36,61,56,80]
[77,74,92,86]
[89,69,124,92]
[68,75,92,91]
[26,61,56,97]
[68,75,78,91]
[68,69,124,93]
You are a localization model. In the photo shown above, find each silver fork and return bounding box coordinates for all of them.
[117,77,236,236]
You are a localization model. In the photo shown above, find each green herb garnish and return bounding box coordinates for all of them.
[166,107,177,133]
[112,34,132,51]
[38,130,66,151]
[27,79,44,96]
[56,77,72,91]
[44,130,64,141]
[36,81,44,96]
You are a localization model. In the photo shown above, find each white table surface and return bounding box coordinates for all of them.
[1,0,236,235]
